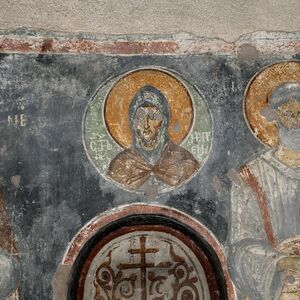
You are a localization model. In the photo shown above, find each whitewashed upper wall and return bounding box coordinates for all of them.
[0,0,299,41]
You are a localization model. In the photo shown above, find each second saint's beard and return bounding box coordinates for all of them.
[279,127,300,152]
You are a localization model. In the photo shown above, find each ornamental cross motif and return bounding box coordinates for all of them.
[93,235,202,300]
[119,236,159,300]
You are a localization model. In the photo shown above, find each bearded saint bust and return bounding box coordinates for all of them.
[107,85,200,194]
[230,82,300,300]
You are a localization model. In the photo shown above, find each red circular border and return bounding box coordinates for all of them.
[77,224,221,300]
[63,204,234,299]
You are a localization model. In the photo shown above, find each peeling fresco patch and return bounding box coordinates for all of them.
[0,30,299,56]
[0,191,20,299]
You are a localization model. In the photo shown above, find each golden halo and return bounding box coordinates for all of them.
[104,69,194,149]
[244,61,300,147]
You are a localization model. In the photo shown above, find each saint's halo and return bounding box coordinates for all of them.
[244,61,300,147]
[104,69,194,149]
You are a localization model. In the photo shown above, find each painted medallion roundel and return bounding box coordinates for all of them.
[83,68,212,195]
[76,225,222,300]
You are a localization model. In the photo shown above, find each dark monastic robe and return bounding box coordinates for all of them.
[107,141,200,190]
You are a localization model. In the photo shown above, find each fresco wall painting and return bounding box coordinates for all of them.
[0,32,299,300]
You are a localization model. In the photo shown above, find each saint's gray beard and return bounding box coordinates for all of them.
[279,127,300,151]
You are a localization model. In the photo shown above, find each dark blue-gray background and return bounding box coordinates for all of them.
[0,53,297,299]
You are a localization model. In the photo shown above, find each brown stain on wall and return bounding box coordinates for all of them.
[40,39,53,52]
[0,191,18,257]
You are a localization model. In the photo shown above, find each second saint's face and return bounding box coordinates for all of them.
[277,100,300,129]
[133,104,164,150]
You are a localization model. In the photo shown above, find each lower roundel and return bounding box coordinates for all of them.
[73,224,224,300]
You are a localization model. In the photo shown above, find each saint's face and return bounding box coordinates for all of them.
[277,100,300,129]
[133,104,165,150]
